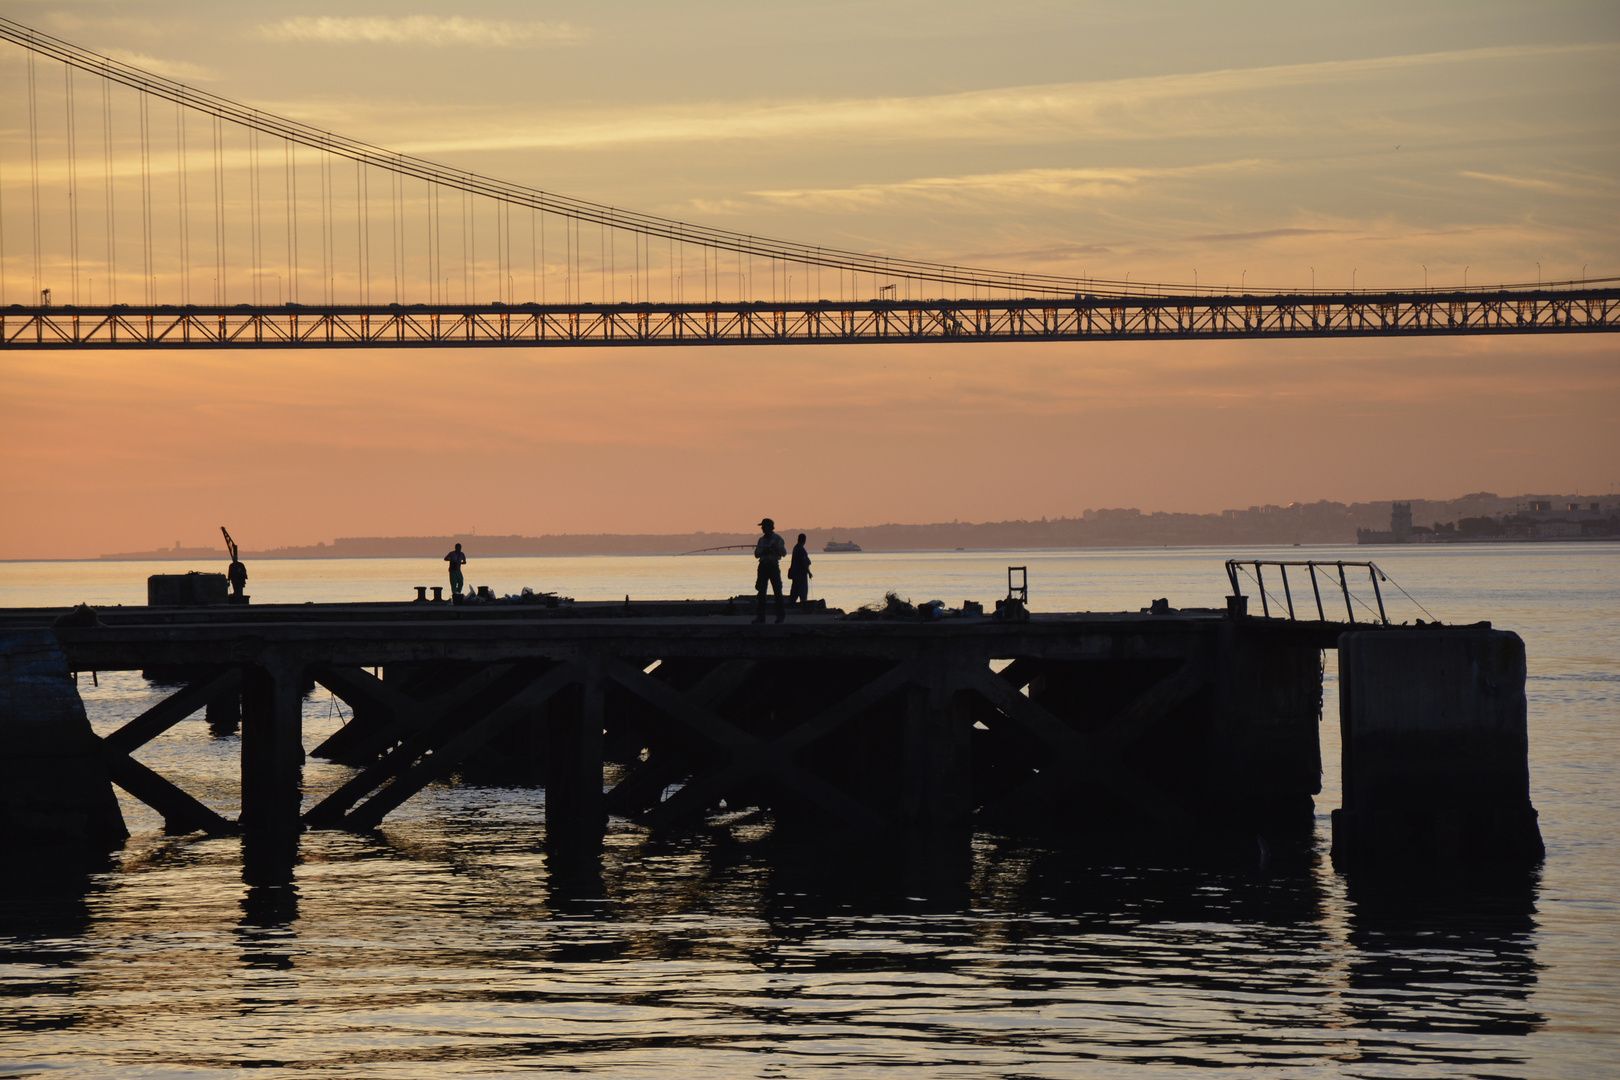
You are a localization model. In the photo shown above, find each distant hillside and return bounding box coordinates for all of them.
[94,492,1619,560]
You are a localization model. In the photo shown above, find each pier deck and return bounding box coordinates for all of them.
[4,601,1339,852]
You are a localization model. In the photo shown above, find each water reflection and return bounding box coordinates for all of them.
[1343,866,1542,1036]
[0,819,1553,1077]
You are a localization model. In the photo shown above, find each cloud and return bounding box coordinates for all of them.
[257,16,585,47]
[387,40,1614,154]
[100,49,216,83]
[748,161,1273,210]
[1188,228,1338,244]
[1457,171,1605,195]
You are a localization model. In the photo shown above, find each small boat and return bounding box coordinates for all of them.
[823,540,862,552]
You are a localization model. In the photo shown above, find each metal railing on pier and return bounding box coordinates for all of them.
[1225,560,1390,625]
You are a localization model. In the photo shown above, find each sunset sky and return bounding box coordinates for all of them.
[1,1,1617,558]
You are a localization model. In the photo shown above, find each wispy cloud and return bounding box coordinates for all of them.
[1189,228,1337,244]
[1459,171,1572,194]
[100,49,216,83]
[749,161,1273,210]
[388,41,1613,154]
[257,16,585,47]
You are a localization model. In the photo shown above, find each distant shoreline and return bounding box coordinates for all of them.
[4,535,1616,565]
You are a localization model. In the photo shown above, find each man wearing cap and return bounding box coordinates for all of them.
[753,518,788,624]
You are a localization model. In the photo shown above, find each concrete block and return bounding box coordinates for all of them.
[1332,627,1542,865]
[147,573,228,606]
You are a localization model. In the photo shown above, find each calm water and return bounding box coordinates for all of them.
[2,544,1617,1078]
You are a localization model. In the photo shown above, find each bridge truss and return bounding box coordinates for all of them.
[3,288,1616,349]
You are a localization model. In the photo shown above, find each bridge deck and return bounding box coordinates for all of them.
[4,289,1614,349]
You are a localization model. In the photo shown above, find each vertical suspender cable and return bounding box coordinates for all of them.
[65,65,80,304]
[324,144,336,304]
[138,94,152,304]
[101,75,115,304]
[249,126,261,304]
[175,99,189,304]
[391,162,399,303]
[529,203,536,304]
[212,114,224,303]
[27,49,42,303]
[286,138,296,303]
[356,157,365,304]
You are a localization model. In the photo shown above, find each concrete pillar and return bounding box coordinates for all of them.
[206,690,240,736]
[0,630,127,848]
[901,665,973,828]
[240,654,305,837]
[1332,627,1543,865]
[1211,626,1322,830]
[545,663,605,860]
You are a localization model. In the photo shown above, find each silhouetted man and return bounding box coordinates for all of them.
[788,533,812,605]
[221,526,248,602]
[444,542,467,597]
[753,518,786,624]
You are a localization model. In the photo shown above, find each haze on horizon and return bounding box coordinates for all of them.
[0,0,1616,561]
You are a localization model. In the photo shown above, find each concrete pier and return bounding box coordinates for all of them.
[0,599,1544,868]
[0,629,127,848]
[1332,626,1543,865]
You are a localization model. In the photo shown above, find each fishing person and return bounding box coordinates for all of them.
[444,542,468,597]
[221,526,248,602]
[753,518,787,624]
[787,533,812,606]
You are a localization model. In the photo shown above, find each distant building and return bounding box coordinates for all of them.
[1356,502,1413,545]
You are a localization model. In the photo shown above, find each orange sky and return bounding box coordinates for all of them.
[1,2,1617,558]
[4,334,1615,558]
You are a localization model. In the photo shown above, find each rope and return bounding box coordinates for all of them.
[1373,565,1439,622]
[1236,563,1293,617]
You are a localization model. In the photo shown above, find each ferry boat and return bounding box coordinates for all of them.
[823,540,862,552]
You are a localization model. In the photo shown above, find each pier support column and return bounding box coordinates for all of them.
[1212,626,1322,831]
[206,690,240,736]
[546,659,604,864]
[901,661,973,828]
[240,654,305,838]
[1332,627,1543,866]
[0,630,127,849]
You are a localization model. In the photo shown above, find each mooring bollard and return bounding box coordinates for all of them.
[1332,626,1543,865]
[432,587,444,602]
[414,586,428,602]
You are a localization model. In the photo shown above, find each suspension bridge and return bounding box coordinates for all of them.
[1,17,1615,351]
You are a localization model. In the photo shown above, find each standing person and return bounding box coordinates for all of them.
[787,533,812,606]
[753,518,787,624]
[444,542,467,597]
[221,527,248,602]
